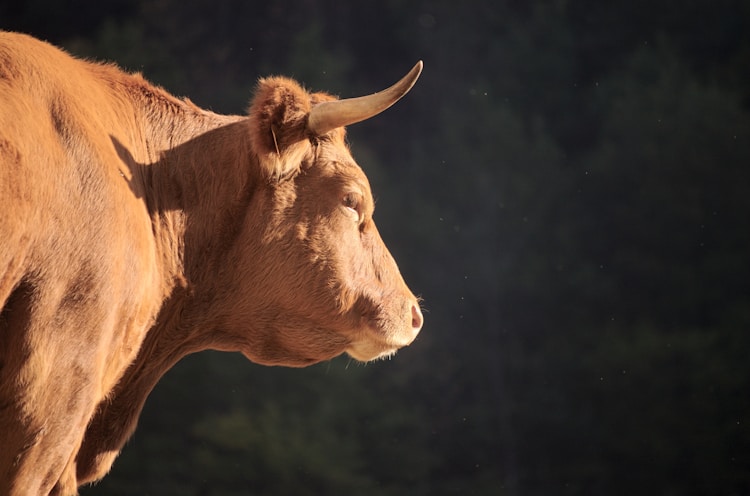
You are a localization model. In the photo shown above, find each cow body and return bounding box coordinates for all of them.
[0,31,422,495]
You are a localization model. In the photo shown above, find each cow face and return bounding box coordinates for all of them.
[223,68,423,367]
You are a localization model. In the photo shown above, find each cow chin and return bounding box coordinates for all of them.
[346,342,400,362]
[345,324,419,363]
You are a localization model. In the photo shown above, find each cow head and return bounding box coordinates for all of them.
[217,63,424,367]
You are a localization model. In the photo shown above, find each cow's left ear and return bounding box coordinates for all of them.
[247,77,313,181]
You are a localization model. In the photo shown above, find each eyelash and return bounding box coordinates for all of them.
[343,193,359,210]
[343,193,362,221]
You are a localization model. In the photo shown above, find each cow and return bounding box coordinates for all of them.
[0,31,423,495]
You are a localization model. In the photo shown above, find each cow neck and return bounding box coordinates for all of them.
[120,95,266,379]
[76,285,194,478]
[78,101,263,472]
[135,94,258,296]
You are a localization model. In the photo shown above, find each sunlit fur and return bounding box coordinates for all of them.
[0,31,422,495]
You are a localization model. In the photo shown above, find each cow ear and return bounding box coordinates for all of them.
[247,77,313,181]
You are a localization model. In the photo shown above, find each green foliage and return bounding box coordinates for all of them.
[3,1,750,495]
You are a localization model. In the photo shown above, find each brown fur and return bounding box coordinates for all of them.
[0,31,422,495]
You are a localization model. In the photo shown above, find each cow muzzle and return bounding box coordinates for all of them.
[346,298,423,362]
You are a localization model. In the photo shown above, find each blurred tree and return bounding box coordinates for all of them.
[576,40,750,328]
[0,0,134,42]
[510,36,750,495]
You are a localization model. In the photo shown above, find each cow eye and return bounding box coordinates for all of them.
[342,192,361,220]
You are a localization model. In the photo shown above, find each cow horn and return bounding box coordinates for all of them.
[307,61,423,136]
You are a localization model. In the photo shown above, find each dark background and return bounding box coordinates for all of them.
[3,1,750,494]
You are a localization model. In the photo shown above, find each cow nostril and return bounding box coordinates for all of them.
[411,303,423,331]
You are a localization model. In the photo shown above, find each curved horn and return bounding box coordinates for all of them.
[307,61,423,136]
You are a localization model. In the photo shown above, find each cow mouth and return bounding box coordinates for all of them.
[346,343,399,362]
[343,294,422,362]
[345,324,419,362]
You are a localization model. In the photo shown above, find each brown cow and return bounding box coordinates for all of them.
[0,31,423,495]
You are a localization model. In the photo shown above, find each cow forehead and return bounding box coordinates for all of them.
[314,141,371,190]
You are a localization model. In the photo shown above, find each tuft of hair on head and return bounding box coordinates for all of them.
[247,76,315,182]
